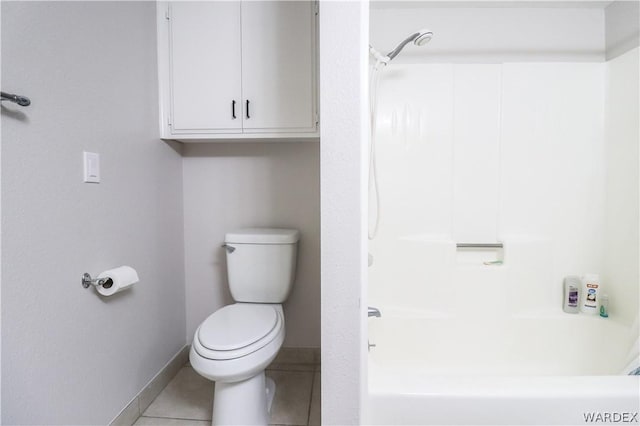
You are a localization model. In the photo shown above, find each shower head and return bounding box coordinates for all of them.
[386,29,433,61]
[413,30,434,46]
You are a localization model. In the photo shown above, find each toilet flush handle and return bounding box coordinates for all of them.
[221,244,236,254]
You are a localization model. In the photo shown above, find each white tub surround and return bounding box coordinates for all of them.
[369,312,632,377]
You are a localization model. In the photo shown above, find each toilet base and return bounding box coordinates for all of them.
[212,372,274,425]
[265,376,276,414]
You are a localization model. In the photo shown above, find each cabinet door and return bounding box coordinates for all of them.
[169,2,242,133]
[241,1,316,133]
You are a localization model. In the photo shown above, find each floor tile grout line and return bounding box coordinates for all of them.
[139,414,211,422]
[305,369,316,426]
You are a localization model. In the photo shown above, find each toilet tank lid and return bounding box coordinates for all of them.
[225,228,300,244]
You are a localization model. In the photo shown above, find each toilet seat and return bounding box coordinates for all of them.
[194,304,283,361]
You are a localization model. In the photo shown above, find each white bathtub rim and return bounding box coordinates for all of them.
[369,359,640,398]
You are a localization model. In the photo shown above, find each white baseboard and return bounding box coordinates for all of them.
[110,345,190,426]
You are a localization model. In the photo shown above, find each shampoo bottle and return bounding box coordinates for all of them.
[581,273,600,315]
[599,294,609,318]
[563,276,581,313]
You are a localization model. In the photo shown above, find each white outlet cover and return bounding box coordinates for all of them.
[83,151,100,183]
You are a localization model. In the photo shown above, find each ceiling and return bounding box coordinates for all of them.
[370,1,616,9]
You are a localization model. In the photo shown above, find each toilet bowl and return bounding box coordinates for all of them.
[190,228,299,426]
[190,303,285,425]
[191,303,285,383]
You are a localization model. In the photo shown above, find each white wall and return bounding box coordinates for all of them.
[603,47,639,327]
[370,4,605,63]
[1,2,186,424]
[368,0,638,329]
[605,0,640,60]
[1,2,4,419]
[182,143,320,348]
[320,1,368,424]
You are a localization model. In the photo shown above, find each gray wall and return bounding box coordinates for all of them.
[182,143,320,348]
[1,2,186,424]
[605,0,640,60]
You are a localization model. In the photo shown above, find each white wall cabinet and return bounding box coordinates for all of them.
[157,1,318,141]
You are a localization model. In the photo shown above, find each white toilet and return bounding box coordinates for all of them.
[190,227,299,426]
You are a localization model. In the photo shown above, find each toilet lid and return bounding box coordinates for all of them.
[198,304,279,351]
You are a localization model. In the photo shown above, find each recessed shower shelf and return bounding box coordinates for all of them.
[455,241,504,266]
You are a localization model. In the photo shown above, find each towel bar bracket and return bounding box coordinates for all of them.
[1,91,30,107]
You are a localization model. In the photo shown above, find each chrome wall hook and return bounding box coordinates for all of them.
[81,272,113,289]
[1,91,30,107]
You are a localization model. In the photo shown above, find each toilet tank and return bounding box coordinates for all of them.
[224,228,299,303]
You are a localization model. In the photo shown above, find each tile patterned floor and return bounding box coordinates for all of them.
[135,361,320,426]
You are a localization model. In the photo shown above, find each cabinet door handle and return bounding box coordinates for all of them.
[232,100,236,119]
[246,100,250,119]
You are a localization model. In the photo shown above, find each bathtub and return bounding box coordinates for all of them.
[366,310,640,425]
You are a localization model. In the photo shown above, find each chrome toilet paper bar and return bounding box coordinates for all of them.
[81,272,113,289]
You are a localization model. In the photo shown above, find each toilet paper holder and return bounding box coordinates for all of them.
[81,273,114,289]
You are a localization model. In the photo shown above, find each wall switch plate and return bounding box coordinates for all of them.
[83,151,100,183]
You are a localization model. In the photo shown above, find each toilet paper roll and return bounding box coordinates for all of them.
[96,266,139,296]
